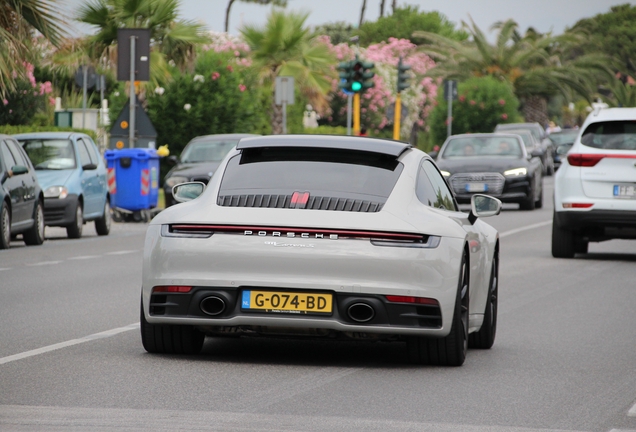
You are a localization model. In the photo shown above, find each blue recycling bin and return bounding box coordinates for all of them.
[105,148,159,212]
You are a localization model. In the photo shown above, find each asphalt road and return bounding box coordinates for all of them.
[1,178,635,432]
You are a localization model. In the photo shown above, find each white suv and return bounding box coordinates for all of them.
[552,107,636,258]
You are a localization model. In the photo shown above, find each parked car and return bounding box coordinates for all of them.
[549,129,579,170]
[0,135,45,249]
[495,122,555,175]
[552,107,636,258]
[163,134,259,207]
[14,132,110,239]
[141,135,503,366]
[436,133,543,210]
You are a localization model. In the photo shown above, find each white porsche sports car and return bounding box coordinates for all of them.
[141,135,502,366]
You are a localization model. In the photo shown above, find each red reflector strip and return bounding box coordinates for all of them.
[385,295,439,306]
[153,286,192,293]
[291,191,310,205]
[562,203,594,209]
[568,153,636,167]
[169,225,425,241]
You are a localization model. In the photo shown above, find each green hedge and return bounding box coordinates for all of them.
[302,126,349,135]
[0,125,98,141]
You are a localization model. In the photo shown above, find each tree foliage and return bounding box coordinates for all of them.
[355,6,467,47]
[569,4,636,75]
[428,76,522,145]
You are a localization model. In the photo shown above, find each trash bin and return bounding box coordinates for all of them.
[104,148,159,215]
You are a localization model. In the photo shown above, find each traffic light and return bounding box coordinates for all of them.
[397,57,411,92]
[337,60,353,92]
[351,59,375,93]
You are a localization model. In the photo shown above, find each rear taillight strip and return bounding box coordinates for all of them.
[567,153,636,167]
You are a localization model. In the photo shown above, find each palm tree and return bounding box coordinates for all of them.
[599,78,636,107]
[0,0,67,95]
[225,0,287,33]
[414,19,612,124]
[77,0,209,79]
[241,9,336,134]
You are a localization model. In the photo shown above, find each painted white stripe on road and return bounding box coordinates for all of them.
[0,323,139,366]
[67,255,101,260]
[105,250,138,255]
[26,261,62,266]
[0,267,11,271]
[628,401,636,417]
[499,220,552,238]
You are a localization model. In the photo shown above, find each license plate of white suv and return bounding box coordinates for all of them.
[613,184,636,198]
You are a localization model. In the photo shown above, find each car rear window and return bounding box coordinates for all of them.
[217,147,403,211]
[580,121,636,150]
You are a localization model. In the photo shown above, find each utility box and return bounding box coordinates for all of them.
[104,148,159,212]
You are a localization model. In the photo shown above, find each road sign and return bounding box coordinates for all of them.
[387,101,409,120]
[443,80,458,101]
[117,29,151,82]
[74,66,97,89]
[275,76,295,106]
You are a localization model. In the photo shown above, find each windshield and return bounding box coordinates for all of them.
[580,121,636,150]
[496,124,542,141]
[20,139,76,170]
[502,131,534,148]
[441,136,523,159]
[550,131,579,145]
[180,139,239,163]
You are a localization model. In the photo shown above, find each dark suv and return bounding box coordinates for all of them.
[0,135,45,249]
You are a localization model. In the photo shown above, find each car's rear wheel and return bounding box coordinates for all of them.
[66,202,83,239]
[469,253,498,349]
[551,213,575,258]
[519,187,536,211]
[0,201,10,249]
[23,200,45,246]
[535,185,543,209]
[407,252,469,366]
[140,301,204,354]
[95,199,111,236]
[574,238,589,254]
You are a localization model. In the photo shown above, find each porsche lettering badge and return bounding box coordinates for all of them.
[245,230,338,240]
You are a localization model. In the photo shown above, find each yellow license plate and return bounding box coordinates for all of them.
[241,290,332,314]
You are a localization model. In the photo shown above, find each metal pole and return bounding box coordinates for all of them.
[393,93,402,140]
[347,94,352,136]
[82,66,87,129]
[129,36,136,148]
[446,81,452,138]
[282,100,287,134]
[353,93,360,135]
[99,75,105,152]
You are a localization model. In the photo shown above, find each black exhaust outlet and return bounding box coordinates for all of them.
[347,303,375,323]
[200,296,226,316]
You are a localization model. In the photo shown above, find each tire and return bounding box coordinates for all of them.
[519,187,536,211]
[574,239,589,254]
[66,201,83,239]
[23,200,45,246]
[469,254,498,349]
[95,199,111,236]
[140,301,204,355]
[551,213,575,258]
[407,252,469,366]
[535,185,543,209]
[0,201,10,250]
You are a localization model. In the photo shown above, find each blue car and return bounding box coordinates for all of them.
[14,132,110,239]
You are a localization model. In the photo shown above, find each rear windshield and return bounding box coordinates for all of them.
[581,121,636,150]
[20,139,77,170]
[496,124,541,142]
[441,136,523,158]
[219,147,403,201]
[181,139,239,163]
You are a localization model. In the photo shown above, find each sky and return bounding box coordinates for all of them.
[177,0,634,39]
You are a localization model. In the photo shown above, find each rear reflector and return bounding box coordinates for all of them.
[568,153,636,167]
[153,286,192,293]
[562,203,594,209]
[385,295,439,306]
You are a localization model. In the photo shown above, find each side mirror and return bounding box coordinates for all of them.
[468,194,502,224]
[82,163,98,170]
[166,155,179,166]
[11,165,29,175]
[173,182,205,203]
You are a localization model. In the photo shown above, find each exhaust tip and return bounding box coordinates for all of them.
[200,296,226,316]
[347,303,375,323]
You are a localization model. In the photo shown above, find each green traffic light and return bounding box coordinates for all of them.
[351,81,362,92]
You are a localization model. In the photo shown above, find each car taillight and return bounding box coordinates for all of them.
[562,203,594,209]
[385,295,439,306]
[567,153,636,167]
[153,286,192,293]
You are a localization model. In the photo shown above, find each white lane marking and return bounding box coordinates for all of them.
[629,401,636,417]
[0,267,11,271]
[26,261,62,266]
[67,255,101,260]
[499,220,552,238]
[105,250,138,255]
[0,323,139,366]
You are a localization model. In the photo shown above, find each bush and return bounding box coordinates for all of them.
[428,76,522,146]
[302,126,349,135]
[0,80,50,126]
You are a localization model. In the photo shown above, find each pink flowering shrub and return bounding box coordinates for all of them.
[318,37,438,139]
[0,62,54,125]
